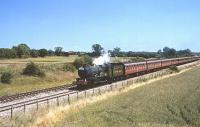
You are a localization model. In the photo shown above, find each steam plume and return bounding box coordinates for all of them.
[93,53,111,65]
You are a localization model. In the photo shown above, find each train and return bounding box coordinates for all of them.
[74,56,200,86]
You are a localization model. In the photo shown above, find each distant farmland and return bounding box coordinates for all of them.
[0,55,79,64]
[57,66,200,127]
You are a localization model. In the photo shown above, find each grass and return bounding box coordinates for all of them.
[55,66,200,127]
[0,56,80,96]
[0,62,77,96]
[0,64,199,127]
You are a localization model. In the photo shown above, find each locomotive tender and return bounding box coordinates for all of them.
[75,56,200,86]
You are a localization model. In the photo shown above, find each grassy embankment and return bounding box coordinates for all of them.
[54,65,200,127]
[0,56,79,96]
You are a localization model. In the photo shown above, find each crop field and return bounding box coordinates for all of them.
[0,55,79,64]
[0,55,139,64]
[55,66,200,127]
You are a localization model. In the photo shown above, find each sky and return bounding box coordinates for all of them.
[0,0,200,52]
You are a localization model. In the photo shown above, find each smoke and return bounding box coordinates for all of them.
[93,53,111,65]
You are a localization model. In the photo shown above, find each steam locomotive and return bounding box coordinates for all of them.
[74,56,200,86]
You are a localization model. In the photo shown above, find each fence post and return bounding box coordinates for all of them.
[99,88,101,94]
[57,97,59,106]
[24,103,26,113]
[36,99,39,110]
[93,88,95,95]
[68,94,70,104]
[47,98,49,108]
[77,92,79,100]
[10,105,13,119]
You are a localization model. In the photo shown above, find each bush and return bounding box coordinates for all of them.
[22,62,45,77]
[73,58,84,69]
[82,55,93,65]
[63,64,76,72]
[73,55,93,68]
[1,72,12,84]
[169,65,179,73]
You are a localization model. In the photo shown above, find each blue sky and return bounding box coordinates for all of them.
[0,0,200,52]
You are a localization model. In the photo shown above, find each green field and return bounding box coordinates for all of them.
[57,66,200,127]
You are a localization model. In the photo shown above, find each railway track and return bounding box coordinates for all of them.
[0,84,76,103]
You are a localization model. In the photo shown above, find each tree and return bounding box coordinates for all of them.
[0,48,17,58]
[48,50,55,56]
[177,49,192,57]
[163,47,176,58]
[92,44,104,57]
[38,49,48,57]
[30,49,39,57]
[62,51,69,57]
[14,43,30,58]
[54,47,63,56]
[157,49,162,58]
[112,47,121,57]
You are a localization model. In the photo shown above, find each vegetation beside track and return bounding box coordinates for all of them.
[55,65,200,127]
[0,59,77,96]
[0,63,199,127]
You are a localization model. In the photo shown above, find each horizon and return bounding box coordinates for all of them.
[1,0,200,52]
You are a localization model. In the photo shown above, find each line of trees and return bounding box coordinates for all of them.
[157,47,194,58]
[0,43,197,59]
[0,44,69,59]
[93,45,196,59]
